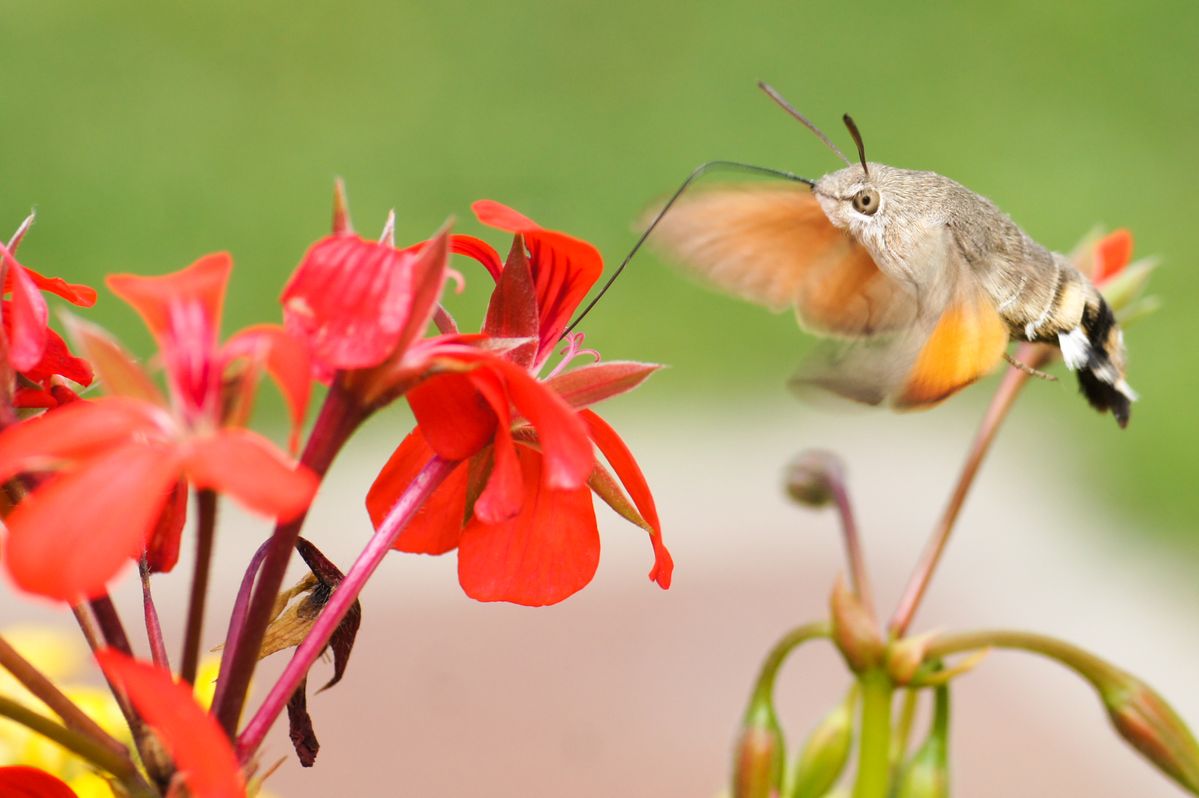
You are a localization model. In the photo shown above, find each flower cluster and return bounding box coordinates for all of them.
[0,187,671,796]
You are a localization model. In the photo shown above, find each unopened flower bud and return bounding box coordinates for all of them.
[784,450,844,508]
[733,701,785,798]
[785,688,855,798]
[1101,676,1199,793]
[830,576,883,673]
[885,634,934,686]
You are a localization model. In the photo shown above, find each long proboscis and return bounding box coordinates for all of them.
[560,161,814,338]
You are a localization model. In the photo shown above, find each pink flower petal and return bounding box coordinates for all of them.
[367,430,469,555]
[458,447,599,606]
[4,443,183,601]
[580,409,672,589]
[95,650,245,798]
[0,397,168,483]
[183,429,317,521]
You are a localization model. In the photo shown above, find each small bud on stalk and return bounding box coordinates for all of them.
[785,686,856,798]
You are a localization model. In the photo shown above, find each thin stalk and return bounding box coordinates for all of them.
[236,455,458,761]
[890,687,920,770]
[0,635,129,759]
[0,696,156,798]
[180,489,218,684]
[213,382,367,737]
[749,622,834,711]
[831,479,875,620]
[888,345,1049,637]
[211,539,271,714]
[852,669,894,798]
[139,558,170,670]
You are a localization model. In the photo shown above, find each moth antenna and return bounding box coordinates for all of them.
[757,81,852,167]
[842,114,869,176]
[561,160,814,338]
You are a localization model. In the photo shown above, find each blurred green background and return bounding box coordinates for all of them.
[1,0,1194,544]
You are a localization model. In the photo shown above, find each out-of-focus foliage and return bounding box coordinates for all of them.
[0,0,1194,543]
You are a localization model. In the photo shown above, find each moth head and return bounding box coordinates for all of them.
[812,163,894,233]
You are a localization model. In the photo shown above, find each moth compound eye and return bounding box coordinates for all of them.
[852,188,880,216]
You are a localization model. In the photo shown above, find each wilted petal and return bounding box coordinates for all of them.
[580,409,672,588]
[222,324,313,453]
[0,397,169,483]
[546,361,660,409]
[4,443,183,601]
[94,650,245,798]
[183,429,317,521]
[0,766,78,797]
[367,430,470,554]
[458,447,599,606]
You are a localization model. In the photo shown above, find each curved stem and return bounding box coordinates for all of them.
[925,628,1122,685]
[852,669,894,798]
[831,480,875,620]
[180,489,218,684]
[748,622,833,713]
[236,454,458,761]
[213,381,367,737]
[0,697,155,798]
[888,344,1050,637]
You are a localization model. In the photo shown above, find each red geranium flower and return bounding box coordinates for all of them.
[0,254,317,601]
[0,215,96,409]
[0,767,77,798]
[366,201,672,606]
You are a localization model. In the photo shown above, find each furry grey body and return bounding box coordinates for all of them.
[813,163,1133,425]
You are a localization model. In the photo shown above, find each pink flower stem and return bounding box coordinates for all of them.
[888,344,1048,638]
[236,454,457,762]
[179,489,217,685]
[212,380,368,738]
[211,539,271,715]
[138,557,170,670]
[831,479,876,621]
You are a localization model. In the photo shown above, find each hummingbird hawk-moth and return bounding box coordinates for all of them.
[639,83,1135,427]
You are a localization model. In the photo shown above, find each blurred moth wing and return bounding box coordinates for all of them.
[649,184,1008,409]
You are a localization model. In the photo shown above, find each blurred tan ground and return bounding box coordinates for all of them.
[3,397,1198,797]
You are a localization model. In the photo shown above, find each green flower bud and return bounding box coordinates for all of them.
[785,687,856,798]
[733,701,785,798]
[1102,677,1199,793]
[830,577,883,673]
[895,685,949,798]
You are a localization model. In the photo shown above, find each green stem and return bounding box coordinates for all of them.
[853,669,894,798]
[748,623,832,713]
[0,696,155,798]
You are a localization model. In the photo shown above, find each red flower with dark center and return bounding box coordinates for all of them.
[366,201,671,606]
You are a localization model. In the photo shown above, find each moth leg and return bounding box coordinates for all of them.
[1003,351,1057,382]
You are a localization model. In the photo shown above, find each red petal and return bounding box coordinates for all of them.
[407,371,498,460]
[367,430,468,554]
[482,236,539,368]
[4,443,182,601]
[106,253,232,343]
[183,429,317,521]
[468,368,524,524]
[5,261,50,372]
[18,327,93,387]
[525,230,602,358]
[580,409,672,589]
[94,650,245,798]
[222,324,313,453]
[19,268,97,307]
[0,397,168,483]
[487,358,593,490]
[451,235,502,282]
[281,234,421,371]
[458,447,599,606]
[545,361,661,409]
[390,228,451,358]
[1094,229,1134,284]
[472,200,541,232]
[0,766,78,798]
[145,478,190,573]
